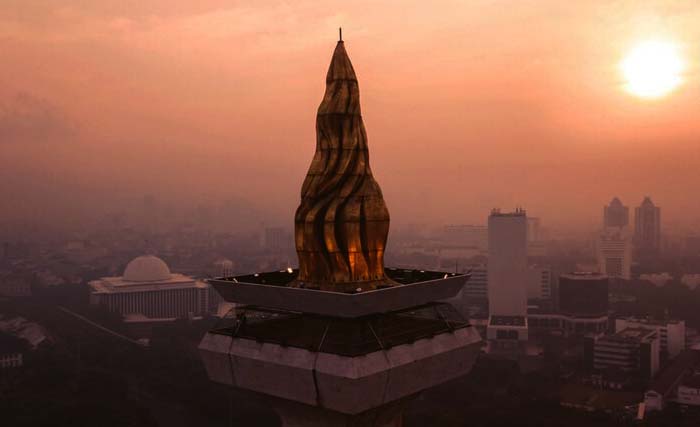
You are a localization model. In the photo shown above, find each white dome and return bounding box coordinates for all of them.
[123,255,172,282]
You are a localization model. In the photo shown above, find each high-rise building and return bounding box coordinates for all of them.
[559,272,609,317]
[488,209,528,316]
[604,197,629,228]
[597,228,632,279]
[487,208,528,341]
[635,196,661,257]
[528,273,608,336]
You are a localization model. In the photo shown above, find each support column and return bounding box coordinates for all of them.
[267,395,411,427]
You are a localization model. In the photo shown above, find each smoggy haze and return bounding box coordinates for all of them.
[1,1,699,232]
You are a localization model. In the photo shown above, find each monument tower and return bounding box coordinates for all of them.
[294,37,392,292]
[199,32,481,427]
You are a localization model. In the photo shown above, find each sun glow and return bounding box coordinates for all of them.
[620,40,684,99]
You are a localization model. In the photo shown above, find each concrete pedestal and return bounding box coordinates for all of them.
[265,394,411,427]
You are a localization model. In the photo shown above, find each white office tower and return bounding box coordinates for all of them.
[597,227,632,280]
[487,208,528,343]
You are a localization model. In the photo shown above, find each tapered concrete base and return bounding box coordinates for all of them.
[200,326,481,414]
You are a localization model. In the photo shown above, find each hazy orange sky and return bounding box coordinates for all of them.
[1,1,699,232]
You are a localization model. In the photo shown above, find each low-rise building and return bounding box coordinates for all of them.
[0,274,32,297]
[639,273,672,287]
[615,317,685,362]
[680,274,700,291]
[89,255,215,323]
[645,350,700,412]
[0,333,26,369]
[0,316,47,349]
[528,311,608,337]
[677,374,700,407]
[586,328,660,381]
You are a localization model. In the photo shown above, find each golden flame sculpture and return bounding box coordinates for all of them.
[294,39,394,292]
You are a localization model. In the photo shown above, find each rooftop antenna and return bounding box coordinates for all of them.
[339,27,343,42]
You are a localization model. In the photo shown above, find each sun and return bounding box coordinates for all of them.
[620,40,684,99]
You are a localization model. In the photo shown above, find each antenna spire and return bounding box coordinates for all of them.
[339,27,342,42]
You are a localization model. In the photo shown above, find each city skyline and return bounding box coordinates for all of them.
[3,3,700,426]
[2,2,700,231]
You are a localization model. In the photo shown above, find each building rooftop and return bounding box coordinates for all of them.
[560,272,609,280]
[489,208,526,217]
[618,316,685,327]
[89,273,204,294]
[0,332,27,354]
[682,373,700,389]
[648,350,700,396]
[561,383,641,411]
[0,316,47,349]
[489,315,526,327]
[602,327,657,344]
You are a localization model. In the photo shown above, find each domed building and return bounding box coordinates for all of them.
[89,255,213,322]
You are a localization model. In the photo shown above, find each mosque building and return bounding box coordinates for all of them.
[89,255,219,322]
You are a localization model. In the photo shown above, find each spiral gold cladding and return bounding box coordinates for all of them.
[293,41,394,292]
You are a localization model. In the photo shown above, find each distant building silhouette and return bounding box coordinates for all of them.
[263,226,291,252]
[526,217,546,257]
[526,265,552,303]
[634,197,661,257]
[597,227,632,279]
[441,224,488,250]
[604,197,629,228]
